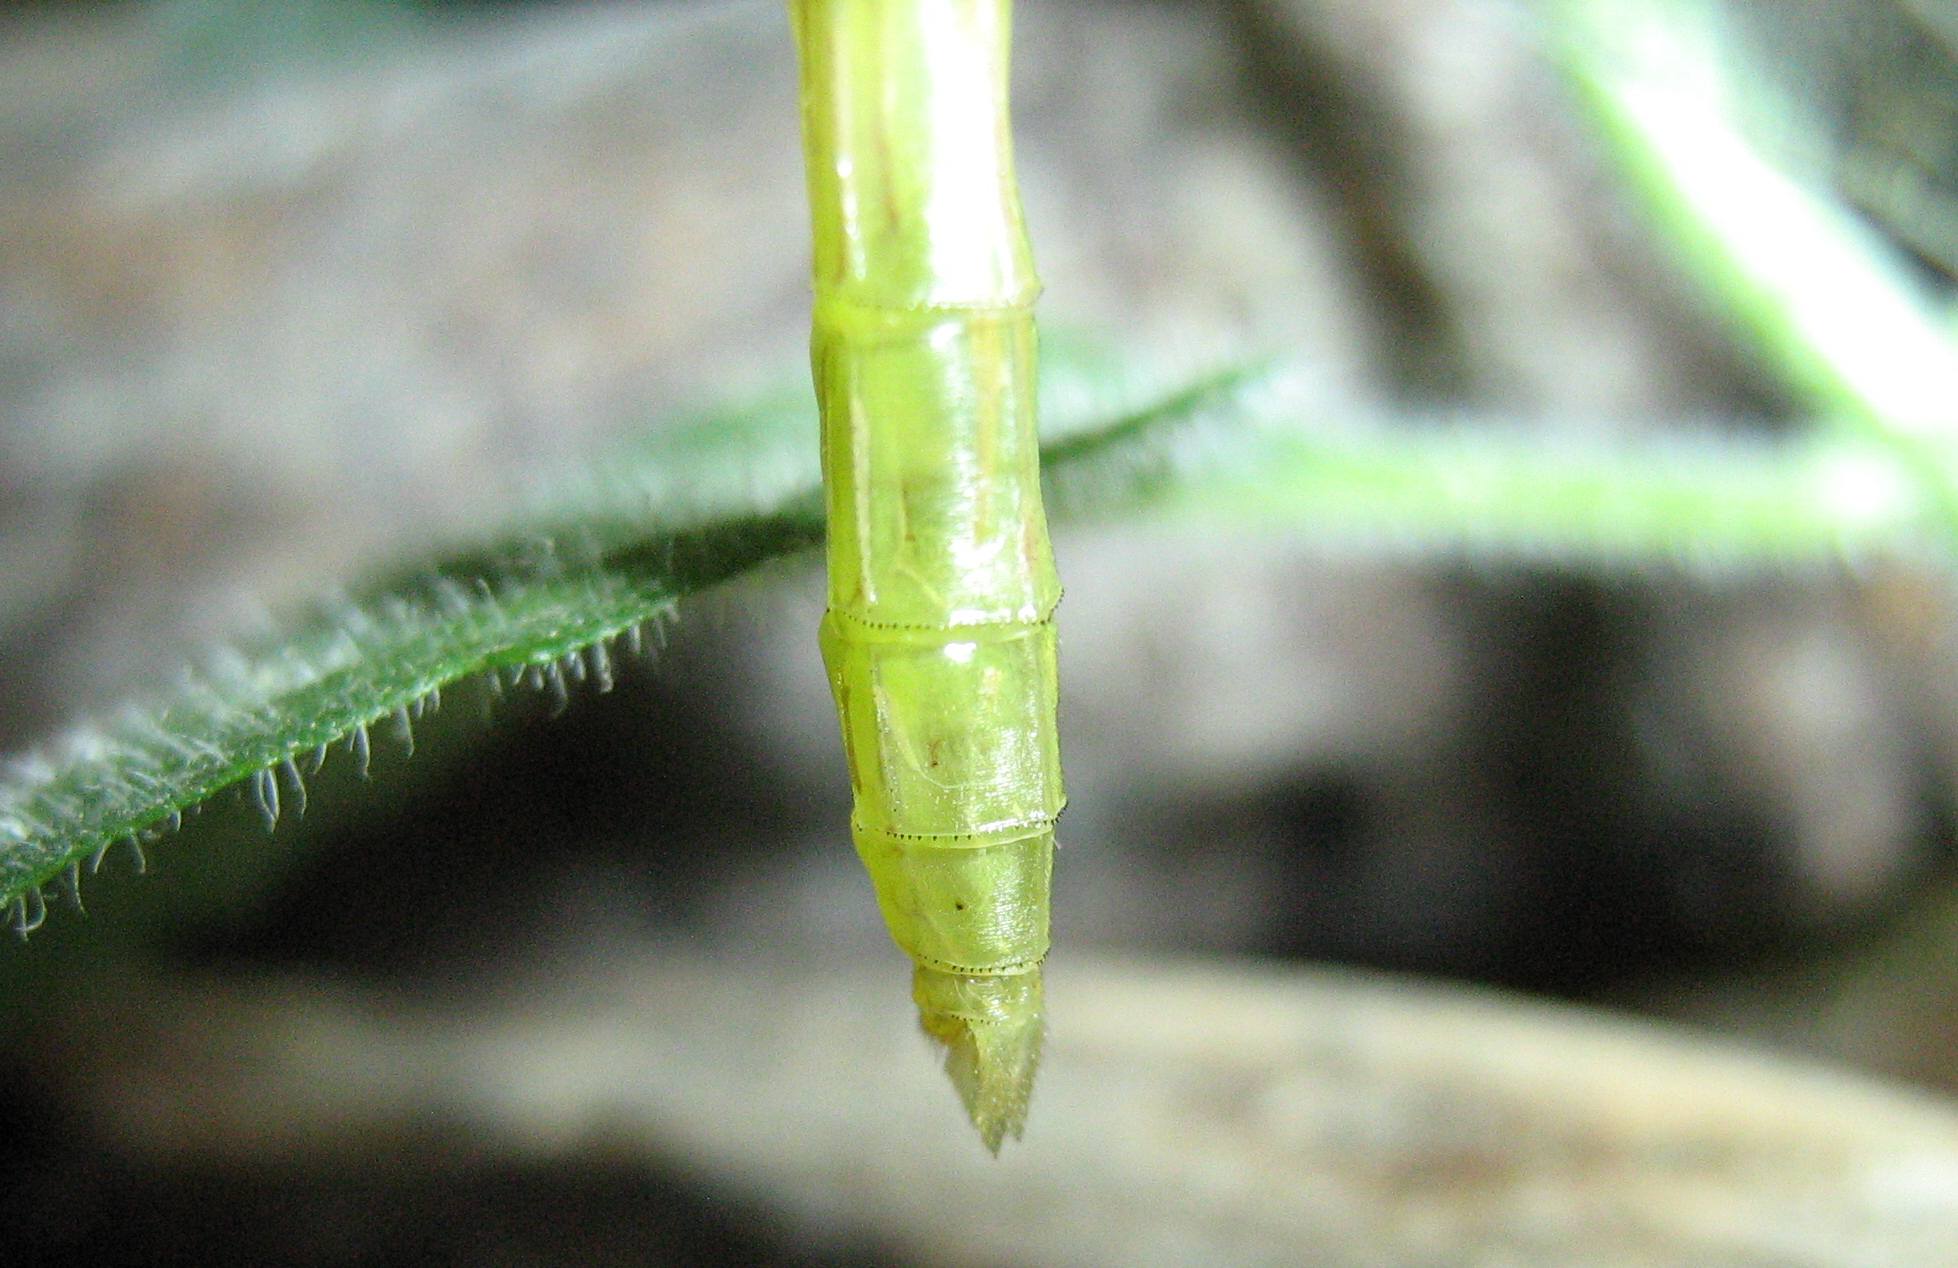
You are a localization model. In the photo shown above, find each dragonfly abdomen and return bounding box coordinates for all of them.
[794,0,1058,1152]
[821,609,1061,978]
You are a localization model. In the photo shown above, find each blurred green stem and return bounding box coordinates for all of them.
[1552,0,1958,538]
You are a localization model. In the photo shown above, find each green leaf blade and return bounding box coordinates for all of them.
[0,571,668,924]
[0,354,1934,927]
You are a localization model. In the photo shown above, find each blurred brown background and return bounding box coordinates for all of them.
[7,0,1958,1262]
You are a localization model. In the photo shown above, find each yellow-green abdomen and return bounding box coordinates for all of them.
[793,0,1059,1151]
[821,611,1060,976]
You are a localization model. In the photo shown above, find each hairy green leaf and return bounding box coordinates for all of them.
[1153,419,1936,571]
[0,354,1937,929]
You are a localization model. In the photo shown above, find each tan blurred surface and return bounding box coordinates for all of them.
[44,948,1958,1267]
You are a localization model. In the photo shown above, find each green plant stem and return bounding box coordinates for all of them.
[1551,0,1958,537]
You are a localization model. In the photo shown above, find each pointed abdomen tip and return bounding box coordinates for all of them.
[912,965,1044,1155]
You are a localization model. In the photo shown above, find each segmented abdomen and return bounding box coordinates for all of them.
[794,0,1058,1148]
[815,301,1061,980]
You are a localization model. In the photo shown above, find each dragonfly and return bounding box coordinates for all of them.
[790,0,1062,1153]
